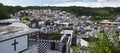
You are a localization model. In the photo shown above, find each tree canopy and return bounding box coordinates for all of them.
[0,3,10,20]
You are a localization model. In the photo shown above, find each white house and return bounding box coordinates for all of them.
[0,22,39,53]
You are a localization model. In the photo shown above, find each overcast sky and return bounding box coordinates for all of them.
[0,0,120,7]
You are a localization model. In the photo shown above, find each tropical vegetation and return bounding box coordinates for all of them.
[89,30,120,53]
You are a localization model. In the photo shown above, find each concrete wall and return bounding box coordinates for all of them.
[0,35,28,53]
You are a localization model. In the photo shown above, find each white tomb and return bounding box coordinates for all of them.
[0,18,20,24]
[0,22,39,53]
[80,39,89,47]
[60,30,73,38]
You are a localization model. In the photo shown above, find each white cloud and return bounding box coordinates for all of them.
[49,0,120,7]
[0,0,72,6]
[97,0,108,2]
[52,0,71,1]
[0,0,26,6]
[0,0,120,7]
[83,0,88,2]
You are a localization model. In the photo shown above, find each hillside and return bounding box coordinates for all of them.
[1,3,120,20]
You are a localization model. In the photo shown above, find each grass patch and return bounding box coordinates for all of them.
[53,30,61,34]
[70,46,80,52]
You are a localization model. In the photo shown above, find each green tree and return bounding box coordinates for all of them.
[89,31,120,53]
[0,3,10,20]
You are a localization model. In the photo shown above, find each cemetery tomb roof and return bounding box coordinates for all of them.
[101,21,120,24]
[0,23,39,42]
[0,18,20,23]
[85,20,93,24]
[80,39,89,47]
[60,30,73,34]
[101,20,110,23]
[115,27,120,31]
[81,16,87,19]
[9,22,29,28]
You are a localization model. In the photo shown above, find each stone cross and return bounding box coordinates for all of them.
[11,39,18,51]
